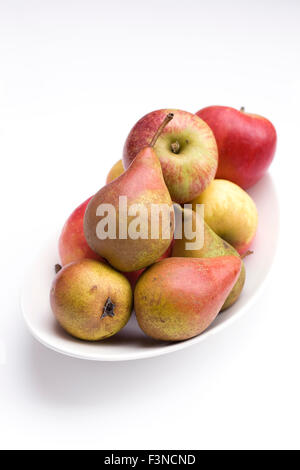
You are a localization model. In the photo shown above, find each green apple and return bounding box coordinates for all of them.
[191,179,258,255]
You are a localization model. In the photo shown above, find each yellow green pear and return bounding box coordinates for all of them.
[172,207,245,310]
[50,259,133,340]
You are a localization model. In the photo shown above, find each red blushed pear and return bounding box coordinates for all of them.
[134,256,242,341]
[84,114,175,272]
[59,193,172,279]
[123,109,218,204]
[196,105,277,189]
[59,197,105,266]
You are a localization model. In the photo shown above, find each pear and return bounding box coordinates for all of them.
[134,256,241,341]
[172,207,245,310]
[84,114,175,272]
[50,259,133,341]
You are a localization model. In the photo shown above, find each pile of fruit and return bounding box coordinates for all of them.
[50,106,276,342]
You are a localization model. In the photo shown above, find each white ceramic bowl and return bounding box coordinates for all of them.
[21,174,279,361]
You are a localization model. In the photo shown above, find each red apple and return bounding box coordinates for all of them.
[123,109,218,203]
[196,106,277,189]
[59,197,105,266]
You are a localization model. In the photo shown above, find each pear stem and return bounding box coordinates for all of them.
[240,106,245,112]
[150,113,174,148]
[241,250,253,259]
[55,264,62,274]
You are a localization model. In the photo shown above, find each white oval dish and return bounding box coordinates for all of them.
[21,174,279,361]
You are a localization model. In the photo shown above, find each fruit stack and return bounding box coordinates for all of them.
[50,106,276,342]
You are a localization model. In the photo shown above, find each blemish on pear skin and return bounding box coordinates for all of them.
[89,285,97,294]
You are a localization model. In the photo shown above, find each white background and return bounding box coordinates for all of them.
[0,0,299,450]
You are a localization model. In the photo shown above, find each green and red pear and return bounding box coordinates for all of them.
[50,259,133,341]
[59,193,173,281]
[134,256,241,341]
[172,207,245,310]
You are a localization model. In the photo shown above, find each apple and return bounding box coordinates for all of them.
[59,197,105,266]
[196,105,277,189]
[191,179,258,255]
[123,109,218,204]
[106,159,124,184]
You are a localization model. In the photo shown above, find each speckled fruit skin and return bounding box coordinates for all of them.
[134,256,241,341]
[50,259,133,341]
[171,208,245,311]
[191,179,258,255]
[123,238,174,289]
[123,109,218,204]
[59,197,105,266]
[84,146,175,272]
[59,194,172,282]
[106,159,124,184]
[196,105,277,189]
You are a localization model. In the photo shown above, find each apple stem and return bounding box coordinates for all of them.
[150,113,174,148]
[241,250,253,259]
[240,106,245,112]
